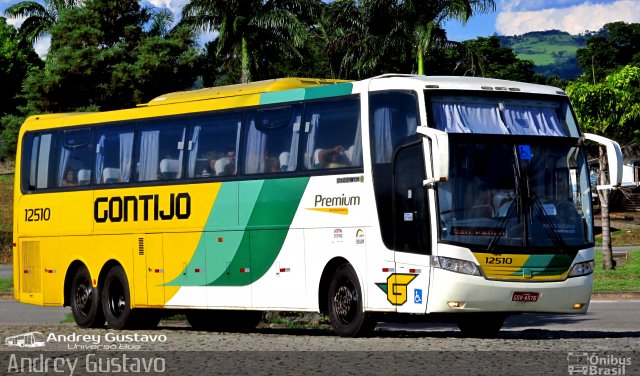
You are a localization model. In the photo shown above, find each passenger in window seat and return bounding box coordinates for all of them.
[61,169,77,187]
[317,145,349,168]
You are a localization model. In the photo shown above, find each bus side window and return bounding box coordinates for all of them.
[243,106,301,175]
[187,112,242,178]
[95,125,134,184]
[137,120,186,182]
[22,132,55,191]
[57,128,94,188]
[303,97,362,170]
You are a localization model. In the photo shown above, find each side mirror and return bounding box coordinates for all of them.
[416,126,449,186]
[584,133,622,189]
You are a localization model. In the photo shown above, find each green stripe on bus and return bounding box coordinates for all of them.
[259,89,306,105]
[207,177,309,286]
[511,254,573,277]
[303,83,353,100]
[166,177,309,287]
[259,83,353,105]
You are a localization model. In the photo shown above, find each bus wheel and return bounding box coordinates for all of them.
[70,265,105,328]
[456,314,506,338]
[102,266,132,329]
[327,264,376,337]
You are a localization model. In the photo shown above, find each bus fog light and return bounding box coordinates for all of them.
[448,301,461,308]
[573,303,585,310]
[569,261,595,277]
[432,256,481,276]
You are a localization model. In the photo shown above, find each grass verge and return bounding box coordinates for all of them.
[593,250,640,293]
[61,313,75,324]
[595,227,640,247]
[0,277,13,295]
[0,173,13,264]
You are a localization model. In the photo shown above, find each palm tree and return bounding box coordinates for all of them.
[323,0,495,78]
[406,0,496,74]
[4,0,80,45]
[181,0,321,83]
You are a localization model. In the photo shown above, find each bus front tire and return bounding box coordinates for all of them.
[102,266,132,330]
[327,264,376,337]
[456,314,506,338]
[70,265,105,328]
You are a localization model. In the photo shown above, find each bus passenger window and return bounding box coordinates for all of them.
[243,106,302,175]
[22,132,55,191]
[95,125,134,184]
[303,98,362,170]
[138,120,186,182]
[187,113,242,179]
[57,128,93,188]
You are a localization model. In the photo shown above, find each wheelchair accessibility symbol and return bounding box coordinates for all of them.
[518,145,533,161]
[414,289,423,304]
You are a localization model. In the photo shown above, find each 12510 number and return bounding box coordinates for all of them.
[25,208,51,222]
[485,256,513,265]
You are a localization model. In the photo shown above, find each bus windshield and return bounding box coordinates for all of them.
[437,140,593,251]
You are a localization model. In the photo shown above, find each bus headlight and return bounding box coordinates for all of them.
[568,260,595,277]
[432,256,481,276]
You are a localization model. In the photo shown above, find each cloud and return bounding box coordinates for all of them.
[146,0,189,17]
[5,15,25,28]
[496,0,640,35]
[34,35,50,60]
[501,0,608,12]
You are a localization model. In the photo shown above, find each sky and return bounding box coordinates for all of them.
[3,0,640,57]
[444,0,640,41]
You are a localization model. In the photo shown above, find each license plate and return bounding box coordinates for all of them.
[512,292,539,302]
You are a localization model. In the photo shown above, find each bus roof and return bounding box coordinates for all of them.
[144,78,351,106]
[20,75,567,133]
[369,74,567,97]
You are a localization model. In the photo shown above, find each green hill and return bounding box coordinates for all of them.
[499,30,589,79]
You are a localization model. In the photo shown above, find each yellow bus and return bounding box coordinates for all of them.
[13,75,622,337]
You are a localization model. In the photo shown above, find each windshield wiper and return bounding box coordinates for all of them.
[487,148,523,252]
[521,156,566,250]
[529,193,566,250]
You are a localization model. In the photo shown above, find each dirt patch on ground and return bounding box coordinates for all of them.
[0,160,14,175]
[591,292,640,300]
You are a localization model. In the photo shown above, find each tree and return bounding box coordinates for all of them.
[566,65,640,270]
[0,17,42,117]
[181,0,321,83]
[576,22,640,83]
[409,0,496,75]
[321,0,495,79]
[4,0,79,45]
[21,0,202,113]
[0,115,25,159]
[438,36,538,82]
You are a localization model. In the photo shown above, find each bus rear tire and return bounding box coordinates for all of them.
[456,314,506,338]
[102,266,132,330]
[70,265,105,328]
[327,264,376,337]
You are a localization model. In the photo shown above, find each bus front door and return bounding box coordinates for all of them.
[392,142,431,313]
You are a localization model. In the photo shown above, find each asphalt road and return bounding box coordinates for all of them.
[376,300,640,334]
[0,299,638,333]
[0,300,637,376]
